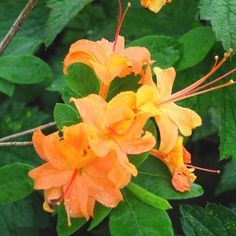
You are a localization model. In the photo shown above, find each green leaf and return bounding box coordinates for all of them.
[107,74,141,101]
[54,103,81,130]
[2,37,42,56]
[133,157,204,200]
[180,203,236,236]
[0,163,33,204]
[47,76,66,93]
[57,205,86,236]
[127,182,172,210]
[215,160,236,194]
[0,55,52,84]
[88,203,112,231]
[128,35,182,68]
[45,0,92,46]
[0,78,15,97]
[176,26,215,71]
[65,63,100,97]
[199,0,236,50]
[109,190,174,236]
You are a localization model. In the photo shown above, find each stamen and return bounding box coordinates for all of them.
[113,1,131,51]
[56,169,78,205]
[186,164,220,174]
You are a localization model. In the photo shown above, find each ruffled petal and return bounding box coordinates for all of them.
[141,0,167,13]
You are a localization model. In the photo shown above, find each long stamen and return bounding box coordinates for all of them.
[113,0,123,52]
[186,164,220,174]
[56,169,78,205]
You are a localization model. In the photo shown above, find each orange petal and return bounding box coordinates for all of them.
[141,0,167,13]
[155,114,178,153]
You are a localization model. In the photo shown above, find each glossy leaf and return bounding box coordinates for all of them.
[126,182,172,210]
[88,203,111,231]
[0,55,52,84]
[180,203,236,236]
[109,190,174,236]
[57,205,86,236]
[54,103,81,130]
[65,63,100,98]
[0,163,33,204]
[176,26,215,71]
[133,157,204,200]
[129,35,181,68]
[45,0,92,46]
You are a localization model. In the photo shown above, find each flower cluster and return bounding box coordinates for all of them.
[29,0,235,225]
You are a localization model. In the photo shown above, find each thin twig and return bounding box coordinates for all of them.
[0,0,37,55]
[0,141,33,147]
[0,121,56,142]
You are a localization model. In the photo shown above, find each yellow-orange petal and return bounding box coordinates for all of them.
[141,0,167,13]
[154,67,176,97]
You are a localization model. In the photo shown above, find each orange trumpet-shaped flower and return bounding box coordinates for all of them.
[151,136,196,192]
[137,67,202,153]
[141,0,171,13]
[70,91,156,167]
[63,36,153,86]
[29,123,136,224]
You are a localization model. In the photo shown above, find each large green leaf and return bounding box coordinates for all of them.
[109,190,174,236]
[88,203,111,231]
[54,103,81,130]
[133,157,204,200]
[65,63,100,97]
[0,78,15,97]
[57,205,86,236]
[45,0,92,46]
[126,182,172,210]
[180,203,236,236]
[0,55,52,84]
[215,160,236,194]
[176,26,215,71]
[0,163,33,204]
[199,0,236,50]
[128,35,181,68]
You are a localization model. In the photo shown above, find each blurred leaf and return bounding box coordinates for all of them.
[180,203,236,236]
[0,163,33,204]
[0,78,15,97]
[216,160,236,194]
[199,0,236,50]
[129,35,182,68]
[57,205,86,236]
[47,76,66,93]
[109,190,174,236]
[65,63,100,97]
[126,182,172,210]
[0,55,52,84]
[54,103,81,130]
[45,0,92,46]
[0,0,49,41]
[133,157,204,200]
[176,26,215,71]
[88,203,111,231]
[2,37,42,56]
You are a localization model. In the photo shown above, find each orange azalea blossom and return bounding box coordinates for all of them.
[141,0,172,13]
[137,49,236,153]
[151,136,196,192]
[70,91,156,164]
[63,35,153,88]
[29,123,137,224]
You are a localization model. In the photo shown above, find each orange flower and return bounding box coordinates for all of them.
[70,91,156,165]
[63,36,153,86]
[141,0,171,13]
[29,123,136,224]
[151,136,196,192]
[137,67,202,153]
